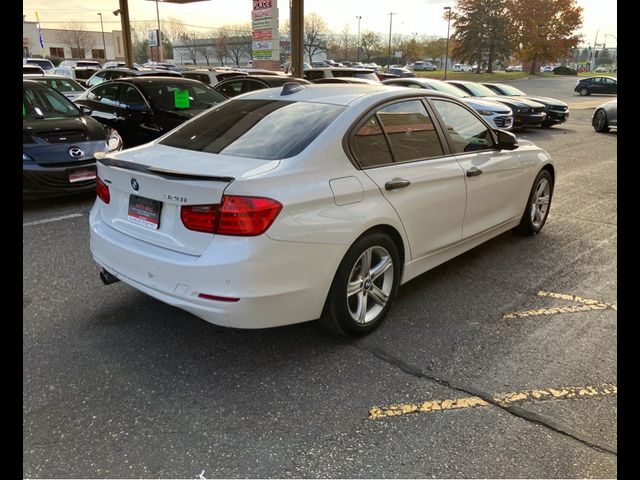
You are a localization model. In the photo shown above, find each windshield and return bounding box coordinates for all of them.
[138,81,226,111]
[457,82,497,97]
[23,84,80,119]
[427,81,467,98]
[39,78,85,92]
[74,68,100,80]
[331,70,379,82]
[493,84,525,96]
[160,99,345,160]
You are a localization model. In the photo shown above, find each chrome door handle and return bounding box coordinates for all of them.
[466,167,483,177]
[385,178,411,191]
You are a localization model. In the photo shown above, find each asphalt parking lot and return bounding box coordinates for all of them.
[23,78,617,478]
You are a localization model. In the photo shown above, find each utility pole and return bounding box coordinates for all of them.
[356,16,362,62]
[388,12,398,64]
[155,0,162,62]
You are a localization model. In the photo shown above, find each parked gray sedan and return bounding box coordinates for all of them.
[592,100,617,132]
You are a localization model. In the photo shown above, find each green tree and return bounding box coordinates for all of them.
[451,0,513,73]
[508,0,583,74]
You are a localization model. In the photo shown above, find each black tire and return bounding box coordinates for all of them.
[579,87,590,96]
[320,232,401,337]
[592,109,610,132]
[541,121,555,128]
[515,170,554,236]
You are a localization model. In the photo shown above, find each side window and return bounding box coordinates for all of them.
[87,83,120,107]
[118,85,147,110]
[215,80,244,98]
[351,115,393,167]
[431,99,494,154]
[242,80,266,93]
[377,100,444,162]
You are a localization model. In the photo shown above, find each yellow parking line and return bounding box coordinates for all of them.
[369,383,617,419]
[502,290,616,319]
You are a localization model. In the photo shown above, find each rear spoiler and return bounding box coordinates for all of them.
[97,155,235,183]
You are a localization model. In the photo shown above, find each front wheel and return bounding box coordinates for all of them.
[579,87,590,96]
[593,109,610,132]
[320,232,401,337]
[515,170,553,236]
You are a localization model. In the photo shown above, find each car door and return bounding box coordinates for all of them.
[352,98,467,259]
[429,98,524,239]
[589,78,605,94]
[115,83,158,147]
[603,77,617,94]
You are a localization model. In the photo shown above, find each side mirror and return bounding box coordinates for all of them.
[79,105,92,115]
[494,129,518,150]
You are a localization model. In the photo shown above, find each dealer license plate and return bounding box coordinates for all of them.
[127,195,162,230]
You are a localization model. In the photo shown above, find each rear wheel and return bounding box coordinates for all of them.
[579,87,590,96]
[320,232,401,337]
[593,109,610,132]
[515,170,553,236]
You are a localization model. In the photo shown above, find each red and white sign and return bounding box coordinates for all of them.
[253,0,272,10]
[252,8,272,19]
[252,29,272,41]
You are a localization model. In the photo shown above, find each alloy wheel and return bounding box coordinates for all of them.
[346,246,394,324]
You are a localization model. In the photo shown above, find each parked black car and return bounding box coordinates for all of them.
[446,80,547,128]
[481,82,569,127]
[387,67,416,78]
[574,76,617,96]
[74,77,226,148]
[213,75,310,98]
[85,67,182,88]
[23,80,122,198]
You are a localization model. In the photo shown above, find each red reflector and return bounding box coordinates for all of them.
[198,293,240,303]
[217,195,282,236]
[180,204,218,234]
[96,177,110,204]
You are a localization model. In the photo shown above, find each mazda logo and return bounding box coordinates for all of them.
[131,178,139,191]
[68,147,84,158]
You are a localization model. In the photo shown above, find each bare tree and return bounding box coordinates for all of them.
[213,31,229,66]
[162,17,188,45]
[360,30,382,61]
[304,12,332,63]
[179,32,200,65]
[224,24,252,66]
[56,21,95,58]
[339,23,356,60]
[130,20,155,63]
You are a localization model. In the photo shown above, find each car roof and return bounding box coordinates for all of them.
[27,74,81,81]
[113,77,210,86]
[236,84,453,106]
[306,67,375,73]
[23,79,52,88]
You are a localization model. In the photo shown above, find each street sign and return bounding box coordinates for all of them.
[394,51,402,58]
[147,29,158,47]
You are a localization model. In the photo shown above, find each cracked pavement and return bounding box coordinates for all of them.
[23,78,616,478]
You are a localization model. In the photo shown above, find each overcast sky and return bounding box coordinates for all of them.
[23,0,617,47]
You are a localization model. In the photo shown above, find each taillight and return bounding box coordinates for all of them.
[180,204,218,234]
[180,195,282,236]
[96,177,110,204]
[217,195,282,236]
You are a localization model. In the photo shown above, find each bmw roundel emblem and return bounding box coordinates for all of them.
[131,178,139,191]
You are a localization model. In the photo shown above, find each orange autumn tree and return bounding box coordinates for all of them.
[508,0,583,74]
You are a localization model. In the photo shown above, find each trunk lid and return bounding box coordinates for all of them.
[96,144,280,255]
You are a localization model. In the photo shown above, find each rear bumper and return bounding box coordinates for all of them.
[23,160,96,196]
[89,204,347,329]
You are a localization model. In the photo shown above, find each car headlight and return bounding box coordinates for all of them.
[23,153,33,162]
[518,107,530,113]
[106,128,123,152]
[476,109,494,116]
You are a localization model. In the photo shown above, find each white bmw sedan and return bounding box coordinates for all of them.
[90,83,555,336]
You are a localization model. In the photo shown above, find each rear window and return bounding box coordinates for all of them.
[160,99,344,160]
[138,81,225,111]
[74,68,99,80]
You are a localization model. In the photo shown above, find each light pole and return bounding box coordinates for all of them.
[388,12,397,65]
[590,29,599,72]
[443,6,451,79]
[356,16,362,63]
[97,13,106,61]
[604,34,617,71]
